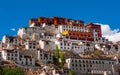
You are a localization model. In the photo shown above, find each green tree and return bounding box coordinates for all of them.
[94,50,100,56]
[54,45,59,64]
[59,50,65,68]
[69,70,76,75]
[1,67,24,75]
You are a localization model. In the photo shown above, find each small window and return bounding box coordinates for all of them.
[83,64,85,67]
[29,46,32,48]
[33,43,36,45]
[72,64,74,67]
[96,61,98,64]
[79,60,81,63]
[79,64,81,67]
[33,46,36,49]
[72,60,73,62]
[112,62,114,64]
[102,61,104,64]
[86,60,88,63]
[83,60,85,63]
[76,64,77,67]
[75,60,77,63]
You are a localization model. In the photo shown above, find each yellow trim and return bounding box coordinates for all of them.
[62,30,68,35]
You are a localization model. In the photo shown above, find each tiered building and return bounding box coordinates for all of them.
[0,16,120,75]
[25,17,109,54]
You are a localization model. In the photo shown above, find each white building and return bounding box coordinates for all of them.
[55,39,94,54]
[2,35,19,46]
[66,58,117,75]
[18,54,35,66]
[39,40,55,50]
[18,50,36,66]
[17,25,57,40]
[39,33,55,41]
[0,41,2,50]
[58,25,88,33]
[25,41,37,50]
[94,37,109,44]
[37,49,53,63]
[18,27,43,39]
[0,50,2,61]
[2,49,19,61]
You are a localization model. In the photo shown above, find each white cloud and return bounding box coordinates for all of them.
[10,28,16,31]
[95,23,120,42]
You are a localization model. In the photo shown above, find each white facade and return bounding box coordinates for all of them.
[25,41,37,50]
[55,39,94,53]
[39,40,55,50]
[37,50,53,63]
[39,33,55,41]
[52,70,60,75]
[17,25,56,40]
[2,35,19,46]
[0,51,2,61]
[18,27,44,39]
[58,25,88,33]
[0,41,2,50]
[95,37,109,44]
[2,50,19,61]
[66,58,117,75]
[1,49,35,66]
[17,54,35,66]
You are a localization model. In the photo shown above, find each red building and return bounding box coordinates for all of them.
[86,22,102,37]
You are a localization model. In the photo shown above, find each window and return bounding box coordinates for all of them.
[99,61,101,64]
[68,43,69,46]
[29,43,32,45]
[33,43,36,45]
[102,61,104,64]
[75,60,77,63]
[90,65,92,67]
[83,64,85,67]
[40,54,42,56]
[79,60,81,63]
[30,59,32,61]
[96,61,98,64]
[76,64,78,67]
[64,47,66,50]
[7,53,10,56]
[89,61,91,64]
[112,62,114,64]
[86,60,88,63]
[76,68,78,70]
[15,51,17,53]
[87,69,90,72]
[64,43,66,46]
[72,64,74,67]
[15,54,17,56]
[83,60,85,63]
[12,53,13,56]
[79,64,81,67]
[30,46,32,48]
[33,46,36,49]
[72,60,73,62]
[20,55,22,57]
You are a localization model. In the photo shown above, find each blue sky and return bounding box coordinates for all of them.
[0,0,120,39]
